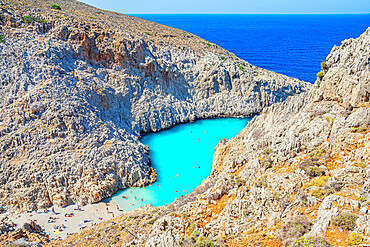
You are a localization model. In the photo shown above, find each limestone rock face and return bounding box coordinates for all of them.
[0,1,310,212]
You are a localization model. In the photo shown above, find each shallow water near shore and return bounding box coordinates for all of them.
[112,117,252,211]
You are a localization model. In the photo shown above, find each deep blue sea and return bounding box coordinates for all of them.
[133,14,370,83]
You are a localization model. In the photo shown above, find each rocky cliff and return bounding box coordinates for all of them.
[0,0,310,213]
[52,28,370,246]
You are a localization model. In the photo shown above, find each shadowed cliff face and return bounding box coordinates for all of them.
[0,0,310,213]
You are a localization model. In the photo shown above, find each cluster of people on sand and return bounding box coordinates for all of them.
[64,213,74,218]
[53,224,66,231]
[48,216,58,223]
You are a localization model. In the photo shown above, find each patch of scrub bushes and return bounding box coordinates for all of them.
[279,216,312,246]
[292,237,332,247]
[0,34,4,43]
[299,158,326,177]
[22,15,47,24]
[51,4,61,10]
[351,126,366,133]
[303,176,341,199]
[179,230,215,247]
[317,71,324,78]
[332,212,359,231]
[346,232,363,246]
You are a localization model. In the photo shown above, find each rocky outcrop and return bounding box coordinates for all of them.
[0,0,310,213]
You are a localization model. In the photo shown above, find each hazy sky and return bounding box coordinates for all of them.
[79,0,370,14]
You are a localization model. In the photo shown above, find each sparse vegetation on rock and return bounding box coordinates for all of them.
[279,216,312,246]
[346,232,363,246]
[51,4,61,10]
[293,236,332,247]
[299,158,326,177]
[332,212,359,231]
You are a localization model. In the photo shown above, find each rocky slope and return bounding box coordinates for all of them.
[51,28,370,247]
[0,0,309,214]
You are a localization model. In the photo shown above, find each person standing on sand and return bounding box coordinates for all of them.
[52,207,55,214]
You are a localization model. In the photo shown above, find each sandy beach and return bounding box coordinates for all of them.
[4,199,125,240]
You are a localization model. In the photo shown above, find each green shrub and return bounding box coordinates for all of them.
[299,157,325,177]
[22,15,47,24]
[346,232,363,246]
[235,176,245,187]
[263,149,273,155]
[311,188,325,199]
[147,218,156,224]
[180,230,215,246]
[358,196,366,202]
[88,16,97,19]
[238,64,245,72]
[351,126,366,133]
[332,212,359,231]
[201,41,211,47]
[293,236,332,247]
[144,31,152,36]
[324,116,335,123]
[303,176,330,189]
[0,34,4,43]
[321,62,327,70]
[261,157,273,169]
[279,216,312,244]
[272,191,281,200]
[312,149,325,158]
[317,71,324,78]
[256,177,267,187]
[354,163,367,169]
[51,4,61,10]
[188,223,195,233]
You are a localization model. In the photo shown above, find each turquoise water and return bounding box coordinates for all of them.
[112,117,252,211]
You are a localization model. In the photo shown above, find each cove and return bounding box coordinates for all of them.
[112,117,252,211]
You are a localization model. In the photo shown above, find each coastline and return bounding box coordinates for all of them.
[4,200,126,240]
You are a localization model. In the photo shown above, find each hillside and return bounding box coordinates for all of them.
[41,28,370,247]
[0,0,309,217]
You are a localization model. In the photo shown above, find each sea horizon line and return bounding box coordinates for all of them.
[127,12,370,15]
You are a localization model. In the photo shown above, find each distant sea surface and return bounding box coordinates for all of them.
[133,14,370,83]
